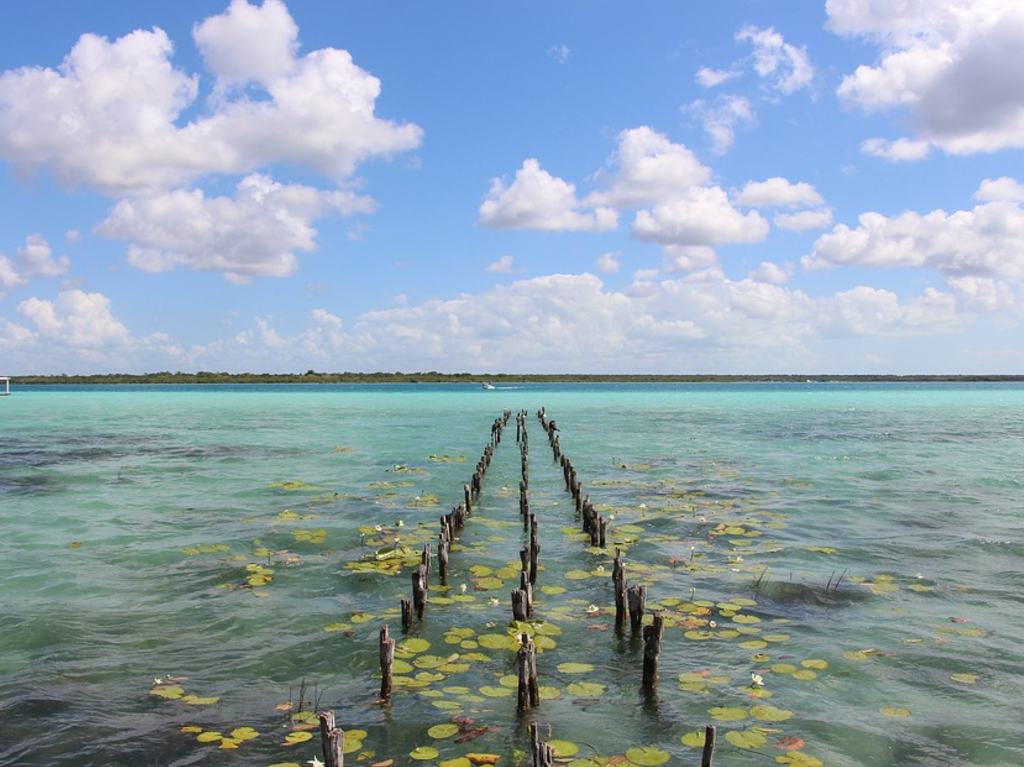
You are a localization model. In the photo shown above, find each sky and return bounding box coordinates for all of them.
[1,0,1023,375]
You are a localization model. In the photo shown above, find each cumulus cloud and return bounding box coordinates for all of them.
[975,176,1024,202]
[685,95,755,154]
[735,177,824,208]
[97,173,373,282]
[774,208,835,231]
[752,261,792,284]
[0,1,421,196]
[194,0,298,87]
[804,186,1024,313]
[486,255,516,274]
[587,127,710,208]
[736,25,815,94]
[596,251,621,274]
[695,67,740,88]
[18,289,129,347]
[861,137,931,162]
[632,186,769,247]
[829,0,1024,155]
[478,159,617,232]
[0,234,69,294]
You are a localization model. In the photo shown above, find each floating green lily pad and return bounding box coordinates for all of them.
[725,730,767,749]
[557,662,594,674]
[428,723,459,739]
[624,746,670,765]
[550,740,579,757]
[410,746,440,760]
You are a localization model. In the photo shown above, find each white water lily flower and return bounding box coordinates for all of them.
[459,583,468,593]
[397,520,404,528]
[309,757,325,767]
[596,565,605,573]
[489,598,500,607]
[609,514,615,521]
[374,525,383,532]
[585,604,600,615]
[708,620,717,628]
[639,503,647,509]
[751,673,764,687]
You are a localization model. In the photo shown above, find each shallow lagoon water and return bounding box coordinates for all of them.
[1,383,1022,766]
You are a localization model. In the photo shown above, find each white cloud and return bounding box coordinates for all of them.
[736,25,815,94]
[486,255,516,274]
[752,261,792,284]
[18,289,129,347]
[193,0,298,87]
[685,95,755,154]
[596,251,621,274]
[975,176,1024,202]
[735,177,824,208]
[819,286,958,336]
[97,173,373,281]
[804,192,1024,314]
[695,67,740,88]
[588,127,711,208]
[661,245,717,273]
[829,0,1024,154]
[804,199,1024,281]
[0,234,69,294]
[860,137,931,162]
[774,208,834,231]
[632,186,769,247]
[478,159,617,232]
[64,229,81,243]
[0,1,422,196]
[548,44,570,64]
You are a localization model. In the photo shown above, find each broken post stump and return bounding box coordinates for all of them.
[400,598,412,632]
[627,584,646,634]
[641,613,665,692]
[318,710,343,767]
[379,624,394,701]
[702,724,716,767]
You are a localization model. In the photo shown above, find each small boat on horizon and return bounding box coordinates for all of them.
[481,382,496,390]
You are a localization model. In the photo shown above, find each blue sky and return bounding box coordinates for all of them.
[1,0,1022,374]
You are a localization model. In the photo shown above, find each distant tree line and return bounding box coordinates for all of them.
[9,371,1024,384]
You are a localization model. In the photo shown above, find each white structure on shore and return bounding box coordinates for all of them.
[1,377,9,396]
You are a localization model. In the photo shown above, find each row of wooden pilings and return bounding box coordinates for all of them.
[537,408,718,766]
[318,408,716,767]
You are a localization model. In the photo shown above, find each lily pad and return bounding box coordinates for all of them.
[428,723,459,739]
[549,740,580,757]
[230,726,259,741]
[880,707,911,718]
[624,746,670,765]
[410,746,440,760]
[725,730,767,749]
[196,731,222,743]
[709,706,748,721]
[681,730,707,748]
[950,673,978,684]
[751,704,793,722]
[283,731,313,745]
[567,681,605,697]
[557,662,594,674]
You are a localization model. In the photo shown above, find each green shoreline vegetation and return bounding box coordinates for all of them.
[9,371,1024,384]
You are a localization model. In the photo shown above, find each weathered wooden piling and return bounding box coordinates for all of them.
[517,633,540,712]
[512,588,529,621]
[520,570,534,617]
[641,613,665,692]
[614,578,627,632]
[438,534,449,586]
[421,543,431,583]
[598,516,607,547]
[464,483,472,514]
[530,721,553,767]
[379,624,395,701]
[318,710,343,767]
[701,724,716,767]
[400,598,412,632]
[627,584,646,633]
[412,565,427,621]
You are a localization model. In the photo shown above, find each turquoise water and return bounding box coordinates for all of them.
[1,384,1022,767]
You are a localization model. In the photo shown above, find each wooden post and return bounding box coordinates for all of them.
[512,589,528,622]
[438,535,449,586]
[701,724,716,767]
[520,570,533,617]
[642,613,665,692]
[516,633,531,712]
[529,533,539,585]
[598,516,607,548]
[528,637,540,708]
[412,566,427,621]
[464,483,472,514]
[421,543,431,585]
[614,578,627,633]
[400,598,412,632]
[319,711,343,767]
[627,584,646,634]
[379,624,394,701]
